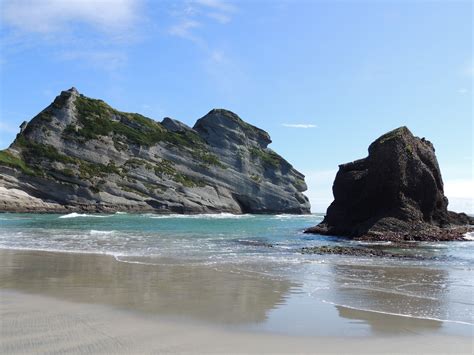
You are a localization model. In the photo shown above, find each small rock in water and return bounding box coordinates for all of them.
[300,245,418,259]
[237,239,274,248]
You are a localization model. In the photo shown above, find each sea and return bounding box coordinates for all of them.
[0,212,473,336]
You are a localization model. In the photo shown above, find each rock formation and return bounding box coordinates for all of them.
[0,88,310,214]
[305,127,472,241]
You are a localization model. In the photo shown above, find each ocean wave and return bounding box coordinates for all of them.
[145,213,255,219]
[90,230,115,235]
[463,232,474,241]
[0,245,122,258]
[352,241,393,246]
[321,300,474,326]
[59,213,114,219]
[273,214,322,220]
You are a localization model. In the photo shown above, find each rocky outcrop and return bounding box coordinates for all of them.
[305,127,473,241]
[0,88,310,214]
[300,245,423,259]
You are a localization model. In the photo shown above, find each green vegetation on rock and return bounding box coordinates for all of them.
[153,159,205,187]
[378,126,410,145]
[16,136,75,165]
[154,159,177,176]
[0,150,37,175]
[173,173,206,188]
[78,161,122,179]
[249,147,281,168]
[68,95,209,150]
[192,150,226,168]
[250,174,262,183]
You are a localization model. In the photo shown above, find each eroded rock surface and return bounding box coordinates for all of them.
[305,127,472,241]
[0,88,310,214]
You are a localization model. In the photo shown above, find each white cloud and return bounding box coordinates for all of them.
[168,0,237,42]
[2,0,141,34]
[168,20,201,40]
[282,123,317,129]
[206,12,231,24]
[466,64,474,77]
[445,179,474,199]
[194,0,237,13]
[457,88,469,94]
[210,50,225,63]
[58,50,128,70]
[444,178,474,214]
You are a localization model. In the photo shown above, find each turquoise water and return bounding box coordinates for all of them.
[0,212,473,333]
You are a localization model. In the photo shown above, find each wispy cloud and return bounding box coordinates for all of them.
[168,20,201,42]
[166,1,239,81]
[195,0,237,13]
[58,50,128,71]
[457,88,469,95]
[282,123,317,129]
[1,0,144,72]
[206,12,231,24]
[168,0,237,43]
[1,0,142,34]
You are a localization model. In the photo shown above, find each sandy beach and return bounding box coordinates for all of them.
[0,249,472,354]
[1,289,471,354]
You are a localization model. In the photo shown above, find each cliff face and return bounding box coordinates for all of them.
[306,127,472,240]
[0,88,310,214]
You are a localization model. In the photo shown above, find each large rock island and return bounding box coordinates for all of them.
[305,127,472,241]
[0,88,310,214]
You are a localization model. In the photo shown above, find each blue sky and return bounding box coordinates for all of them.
[0,0,472,212]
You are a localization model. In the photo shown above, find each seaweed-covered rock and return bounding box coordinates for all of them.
[0,88,310,214]
[305,127,473,241]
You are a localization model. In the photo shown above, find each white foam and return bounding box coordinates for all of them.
[0,245,122,258]
[321,300,474,325]
[353,241,393,246]
[59,213,113,219]
[146,213,255,219]
[463,232,474,241]
[90,230,115,235]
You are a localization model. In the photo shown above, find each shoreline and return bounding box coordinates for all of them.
[1,249,473,329]
[1,289,472,354]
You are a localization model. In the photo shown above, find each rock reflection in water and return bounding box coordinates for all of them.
[0,250,297,324]
[329,264,447,333]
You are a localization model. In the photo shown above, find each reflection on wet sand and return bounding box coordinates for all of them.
[0,249,297,324]
[329,264,447,333]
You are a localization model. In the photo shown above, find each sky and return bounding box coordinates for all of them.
[0,0,472,213]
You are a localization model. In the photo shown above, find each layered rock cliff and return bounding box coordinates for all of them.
[0,88,310,214]
[305,127,472,241]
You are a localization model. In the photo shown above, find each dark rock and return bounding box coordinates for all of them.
[161,117,193,133]
[305,127,473,241]
[300,245,420,259]
[236,239,274,248]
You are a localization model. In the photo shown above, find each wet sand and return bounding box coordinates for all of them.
[0,249,472,354]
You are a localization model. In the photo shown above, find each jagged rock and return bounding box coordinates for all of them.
[305,127,473,241]
[0,88,310,214]
[161,117,193,133]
